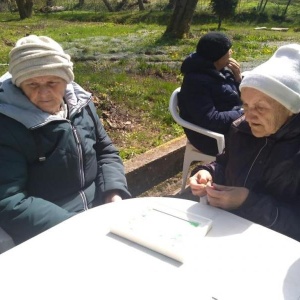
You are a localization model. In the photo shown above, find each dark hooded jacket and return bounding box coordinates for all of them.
[178,53,243,155]
[201,114,300,241]
[0,76,131,245]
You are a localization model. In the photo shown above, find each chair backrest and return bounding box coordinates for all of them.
[169,87,225,154]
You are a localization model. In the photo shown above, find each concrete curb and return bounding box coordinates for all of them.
[124,136,186,197]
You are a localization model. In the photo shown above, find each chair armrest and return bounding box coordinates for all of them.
[179,118,225,154]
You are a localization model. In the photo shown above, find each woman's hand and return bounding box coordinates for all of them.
[189,170,213,197]
[206,183,249,210]
[105,191,122,203]
[227,58,242,83]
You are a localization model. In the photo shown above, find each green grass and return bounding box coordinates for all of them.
[1,7,300,160]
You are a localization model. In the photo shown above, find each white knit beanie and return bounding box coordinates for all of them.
[240,44,300,114]
[9,35,74,87]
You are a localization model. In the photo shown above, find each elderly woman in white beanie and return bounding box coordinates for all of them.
[0,35,131,245]
[189,43,300,241]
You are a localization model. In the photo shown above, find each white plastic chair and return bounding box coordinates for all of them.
[169,87,225,193]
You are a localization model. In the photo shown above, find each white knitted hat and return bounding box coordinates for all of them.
[9,35,74,87]
[240,44,300,113]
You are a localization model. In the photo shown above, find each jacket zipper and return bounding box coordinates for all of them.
[243,138,268,187]
[72,126,88,211]
[243,137,279,227]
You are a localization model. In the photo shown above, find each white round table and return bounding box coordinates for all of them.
[0,197,299,300]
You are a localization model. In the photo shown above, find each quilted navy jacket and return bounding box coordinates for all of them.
[0,77,130,244]
[203,114,300,241]
[178,53,243,155]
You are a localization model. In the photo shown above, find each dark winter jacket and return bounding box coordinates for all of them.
[202,114,300,241]
[178,53,243,155]
[0,77,130,245]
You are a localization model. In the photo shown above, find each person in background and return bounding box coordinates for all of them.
[0,35,131,245]
[189,44,300,241]
[178,31,244,156]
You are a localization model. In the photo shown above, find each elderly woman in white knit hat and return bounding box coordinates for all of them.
[189,43,300,241]
[0,35,131,245]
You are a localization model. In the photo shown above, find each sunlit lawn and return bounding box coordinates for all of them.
[1,10,300,160]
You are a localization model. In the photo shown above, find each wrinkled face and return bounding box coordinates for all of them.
[20,75,67,114]
[214,49,232,70]
[241,87,293,137]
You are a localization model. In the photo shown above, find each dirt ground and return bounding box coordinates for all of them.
[140,171,198,201]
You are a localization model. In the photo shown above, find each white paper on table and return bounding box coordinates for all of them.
[110,204,212,263]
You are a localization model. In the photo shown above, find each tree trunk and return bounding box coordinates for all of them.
[282,0,292,16]
[138,0,145,10]
[102,0,114,12]
[15,0,33,19]
[261,0,269,13]
[165,0,177,10]
[78,0,84,8]
[115,0,128,11]
[164,0,198,39]
[217,16,222,30]
[257,0,264,11]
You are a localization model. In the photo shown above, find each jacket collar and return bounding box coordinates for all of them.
[180,52,226,79]
[0,76,91,129]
